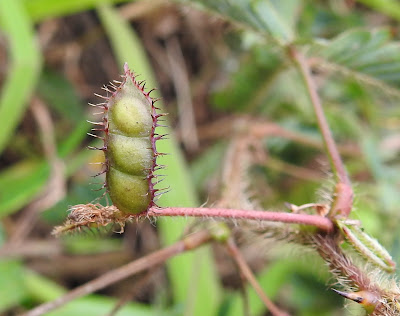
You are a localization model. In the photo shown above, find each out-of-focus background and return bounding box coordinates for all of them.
[0,1,399,315]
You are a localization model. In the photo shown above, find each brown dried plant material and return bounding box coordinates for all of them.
[52,203,127,236]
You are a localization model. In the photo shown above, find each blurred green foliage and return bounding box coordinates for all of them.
[0,0,399,315]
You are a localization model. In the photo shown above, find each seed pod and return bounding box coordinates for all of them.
[90,63,164,215]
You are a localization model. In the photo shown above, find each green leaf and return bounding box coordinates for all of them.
[183,0,300,44]
[0,0,42,154]
[250,0,296,44]
[309,28,400,97]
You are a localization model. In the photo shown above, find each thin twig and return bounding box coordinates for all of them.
[289,47,353,218]
[147,207,334,232]
[264,156,322,182]
[0,240,61,258]
[197,117,360,157]
[23,230,212,316]
[166,35,199,151]
[103,268,159,316]
[226,237,290,316]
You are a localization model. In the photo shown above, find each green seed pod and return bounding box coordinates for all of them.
[90,63,164,215]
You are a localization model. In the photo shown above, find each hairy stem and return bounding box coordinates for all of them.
[23,230,212,316]
[289,47,353,217]
[147,207,334,232]
[226,238,290,316]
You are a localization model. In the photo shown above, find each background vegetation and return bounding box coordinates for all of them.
[0,0,399,315]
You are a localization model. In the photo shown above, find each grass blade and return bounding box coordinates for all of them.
[0,0,42,154]
[23,0,128,22]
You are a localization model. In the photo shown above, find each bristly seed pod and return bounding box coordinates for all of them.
[89,63,166,215]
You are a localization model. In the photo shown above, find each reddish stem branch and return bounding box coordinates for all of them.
[289,47,349,185]
[226,238,290,316]
[289,47,353,217]
[23,230,212,316]
[147,207,334,232]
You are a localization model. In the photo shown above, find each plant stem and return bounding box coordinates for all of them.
[226,238,290,316]
[289,46,353,217]
[147,207,334,232]
[23,230,212,316]
[289,47,348,185]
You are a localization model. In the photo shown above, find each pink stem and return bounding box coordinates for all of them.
[289,47,353,217]
[289,47,349,186]
[147,207,334,232]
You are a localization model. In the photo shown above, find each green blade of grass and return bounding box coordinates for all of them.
[24,270,161,316]
[97,4,221,315]
[0,161,48,218]
[0,0,42,154]
[23,0,129,22]
[0,260,27,312]
[0,120,89,218]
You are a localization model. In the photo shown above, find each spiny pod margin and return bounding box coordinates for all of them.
[89,63,167,216]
